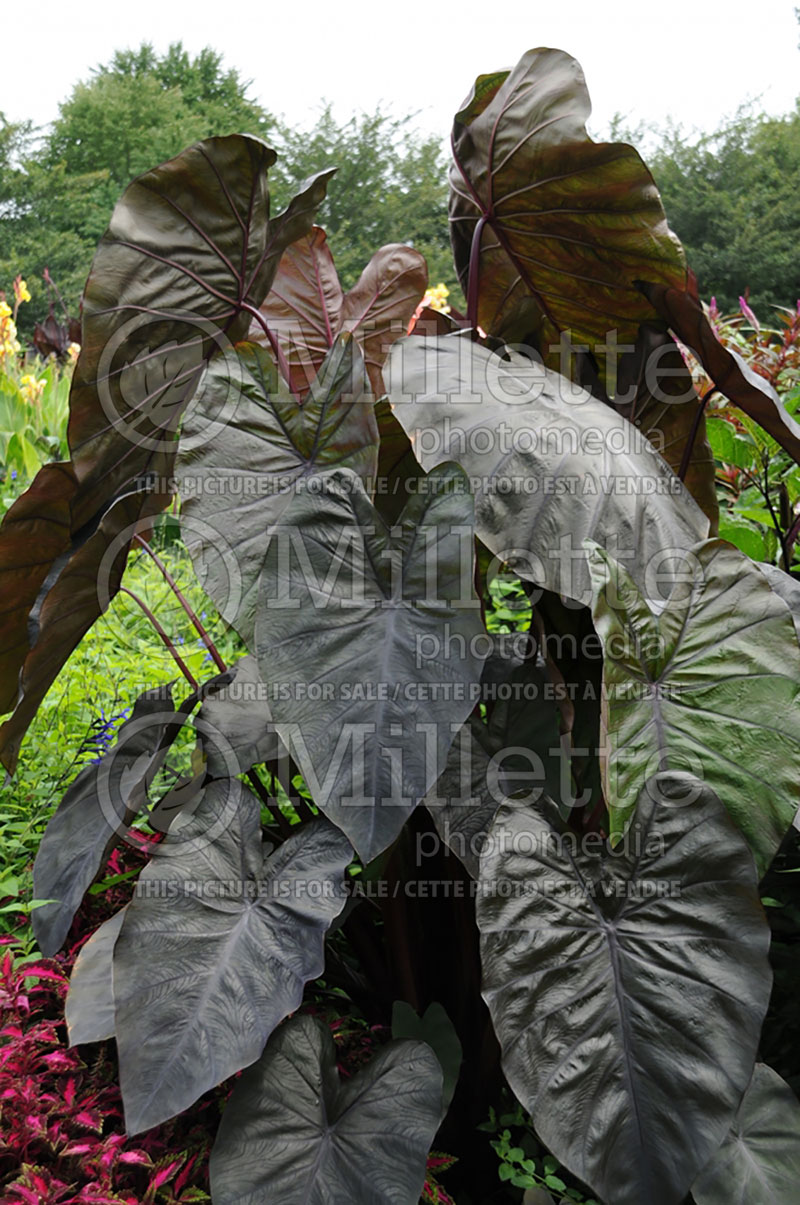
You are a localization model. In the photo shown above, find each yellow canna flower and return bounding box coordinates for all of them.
[13,277,31,305]
[67,342,81,363]
[423,283,451,314]
[0,301,11,320]
[20,374,46,405]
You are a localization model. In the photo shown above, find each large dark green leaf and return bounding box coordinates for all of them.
[113,780,352,1133]
[255,225,427,397]
[691,1063,800,1204]
[640,273,800,464]
[588,539,800,873]
[385,335,707,606]
[254,462,486,862]
[449,48,686,361]
[65,907,127,1045]
[209,1013,442,1204]
[32,684,181,956]
[477,772,772,1205]
[177,335,378,647]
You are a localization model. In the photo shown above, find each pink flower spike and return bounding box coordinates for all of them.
[739,295,760,330]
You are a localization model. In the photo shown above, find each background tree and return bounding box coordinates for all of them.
[1,43,273,334]
[646,105,800,313]
[252,104,456,296]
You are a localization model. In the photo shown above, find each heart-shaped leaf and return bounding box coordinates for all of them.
[255,226,427,397]
[69,137,334,517]
[254,225,344,395]
[113,780,352,1133]
[449,48,686,360]
[588,539,800,873]
[254,462,487,862]
[691,1062,800,1204]
[477,772,772,1205]
[385,334,708,606]
[209,1013,443,1204]
[65,907,127,1045]
[640,273,800,464]
[177,335,378,647]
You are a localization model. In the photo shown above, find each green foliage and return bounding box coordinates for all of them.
[649,105,800,311]
[479,1103,598,1202]
[269,104,458,300]
[1,42,273,335]
[0,353,71,478]
[686,298,800,568]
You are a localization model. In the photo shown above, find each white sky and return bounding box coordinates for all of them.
[4,0,799,143]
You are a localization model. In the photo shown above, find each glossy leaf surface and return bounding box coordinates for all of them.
[113,781,351,1133]
[691,1063,800,1205]
[178,335,378,646]
[255,463,486,861]
[209,1013,442,1204]
[386,334,707,606]
[588,539,800,872]
[477,772,772,1205]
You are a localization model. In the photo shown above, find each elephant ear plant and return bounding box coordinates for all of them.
[4,46,800,1205]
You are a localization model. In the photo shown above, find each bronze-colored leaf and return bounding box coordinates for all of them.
[449,48,687,373]
[255,227,427,398]
[255,226,344,396]
[616,322,718,529]
[640,272,800,464]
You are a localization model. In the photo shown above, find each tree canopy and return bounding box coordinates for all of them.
[1,40,798,340]
[0,43,273,333]
[649,104,800,314]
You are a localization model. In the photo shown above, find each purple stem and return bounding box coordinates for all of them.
[134,534,227,673]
